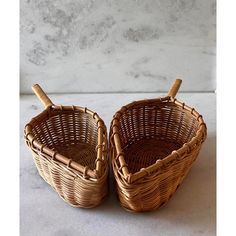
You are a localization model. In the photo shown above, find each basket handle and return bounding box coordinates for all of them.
[167,79,182,98]
[32,84,54,109]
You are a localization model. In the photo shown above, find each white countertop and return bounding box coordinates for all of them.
[20,92,215,236]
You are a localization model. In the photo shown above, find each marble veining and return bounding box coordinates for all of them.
[20,0,216,93]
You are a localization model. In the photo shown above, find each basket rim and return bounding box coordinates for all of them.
[24,104,108,179]
[110,96,207,184]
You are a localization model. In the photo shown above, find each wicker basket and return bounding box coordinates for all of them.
[24,84,108,208]
[110,79,207,212]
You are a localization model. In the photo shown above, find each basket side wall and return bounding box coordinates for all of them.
[30,149,108,208]
[112,144,202,212]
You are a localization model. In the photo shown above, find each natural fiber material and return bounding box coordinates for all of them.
[24,85,108,208]
[110,79,207,212]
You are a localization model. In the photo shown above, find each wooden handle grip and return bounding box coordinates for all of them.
[167,79,182,98]
[32,84,53,109]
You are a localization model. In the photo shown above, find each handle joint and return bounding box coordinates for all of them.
[167,79,182,98]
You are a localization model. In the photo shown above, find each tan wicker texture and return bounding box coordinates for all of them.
[110,79,207,212]
[24,84,108,208]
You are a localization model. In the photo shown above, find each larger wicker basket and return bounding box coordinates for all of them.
[110,79,207,212]
[24,84,108,208]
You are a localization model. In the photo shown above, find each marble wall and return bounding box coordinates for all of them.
[20,0,216,93]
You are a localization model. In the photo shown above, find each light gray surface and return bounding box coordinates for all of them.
[20,0,216,93]
[20,92,215,236]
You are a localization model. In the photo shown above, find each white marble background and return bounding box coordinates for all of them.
[20,0,216,93]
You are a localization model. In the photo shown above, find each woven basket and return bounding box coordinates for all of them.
[24,84,108,208]
[110,79,207,212]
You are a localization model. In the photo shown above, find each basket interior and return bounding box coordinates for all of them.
[31,109,98,170]
[118,101,199,173]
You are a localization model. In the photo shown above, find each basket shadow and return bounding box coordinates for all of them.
[90,133,216,230]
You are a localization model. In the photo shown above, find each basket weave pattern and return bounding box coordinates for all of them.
[110,80,207,212]
[24,85,108,208]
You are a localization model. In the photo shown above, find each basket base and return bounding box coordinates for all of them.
[53,142,96,170]
[124,138,181,173]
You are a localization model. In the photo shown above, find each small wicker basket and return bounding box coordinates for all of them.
[110,79,207,212]
[24,84,108,208]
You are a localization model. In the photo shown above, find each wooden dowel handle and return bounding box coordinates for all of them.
[32,84,53,109]
[167,79,182,98]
